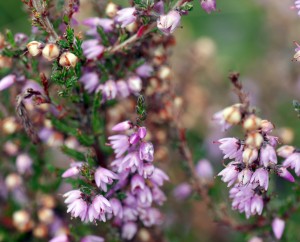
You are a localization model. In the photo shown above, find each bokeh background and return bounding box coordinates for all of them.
[1,0,300,241]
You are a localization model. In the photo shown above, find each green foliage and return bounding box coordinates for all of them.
[61,145,86,161]
[6,29,15,47]
[136,95,147,124]
[134,0,154,10]
[180,2,193,11]
[97,26,110,47]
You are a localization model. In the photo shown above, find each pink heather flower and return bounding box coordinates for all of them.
[238,168,253,185]
[83,18,114,32]
[115,7,137,28]
[137,186,153,206]
[116,80,130,98]
[0,75,16,91]
[218,138,243,161]
[79,72,99,93]
[172,182,192,200]
[131,174,145,193]
[138,127,147,139]
[100,80,118,100]
[195,159,214,181]
[150,168,169,186]
[250,168,269,190]
[120,152,143,173]
[277,167,295,182]
[123,206,138,221]
[157,10,181,35]
[63,190,82,204]
[212,110,231,131]
[82,40,104,60]
[49,234,69,242]
[122,222,137,240]
[282,153,300,176]
[127,76,142,93]
[152,186,167,205]
[260,144,277,167]
[218,163,239,187]
[139,142,154,162]
[272,218,285,240]
[294,1,300,15]
[108,135,130,158]
[14,33,28,45]
[142,163,155,178]
[129,133,140,145]
[66,197,88,221]
[277,145,295,158]
[266,135,279,147]
[153,1,165,15]
[94,167,118,192]
[112,120,132,132]
[109,198,123,219]
[81,235,104,242]
[200,0,217,14]
[62,162,83,178]
[16,153,32,174]
[135,64,154,78]
[139,207,162,227]
[92,195,112,222]
[250,195,264,216]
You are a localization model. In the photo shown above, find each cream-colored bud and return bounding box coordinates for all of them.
[138,228,151,241]
[38,208,54,224]
[106,2,118,18]
[42,44,60,61]
[277,145,295,158]
[59,52,78,68]
[260,120,274,133]
[245,132,264,148]
[33,224,48,238]
[243,115,262,131]
[2,117,18,134]
[243,148,258,164]
[5,173,22,190]
[223,104,242,125]
[27,41,42,56]
[158,66,172,80]
[294,50,300,61]
[13,210,33,232]
[278,127,294,144]
[125,22,138,33]
[39,194,56,208]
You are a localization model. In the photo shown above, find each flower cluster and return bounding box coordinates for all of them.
[216,104,296,219]
[62,121,168,240]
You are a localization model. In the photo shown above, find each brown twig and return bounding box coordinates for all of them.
[228,72,250,109]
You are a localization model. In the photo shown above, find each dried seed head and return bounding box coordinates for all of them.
[223,104,242,125]
[42,44,60,61]
[245,132,264,149]
[243,115,262,131]
[59,52,78,68]
[27,41,42,56]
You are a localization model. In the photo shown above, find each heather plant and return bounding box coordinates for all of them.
[0,0,300,242]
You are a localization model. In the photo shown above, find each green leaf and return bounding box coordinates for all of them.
[97,26,110,47]
[66,26,75,45]
[6,29,15,47]
[181,2,193,11]
[51,117,77,136]
[57,39,70,49]
[92,93,102,133]
[61,145,86,160]
[76,133,95,146]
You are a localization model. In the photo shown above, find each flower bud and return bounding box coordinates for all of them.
[13,210,33,232]
[33,224,48,238]
[139,142,154,162]
[39,194,56,208]
[2,117,18,134]
[27,41,42,56]
[157,66,172,80]
[16,153,33,174]
[112,120,132,132]
[277,145,295,158]
[260,120,274,133]
[59,52,78,68]
[277,167,295,182]
[138,127,147,139]
[272,218,285,240]
[5,173,22,190]
[42,43,60,61]
[127,76,142,93]
[157,10,181,35]
[245,132,264,149]
[0,74,16,91]
[243,115,261,131]
[243,148,258,164]
[222,104,242,125]
[125,22,138,33]
[38,208,54,224]
[106,2,118,18]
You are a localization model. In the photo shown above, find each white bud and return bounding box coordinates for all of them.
[5,173,22,190]
[38,208,54,224]
[106,2,118,18]
[245,132,264,149]
[42,44,60,61]
[243,115,262,131]
[59,52,78,68]
[243,148,258,164]
[13,210,33,232]
[223,104,242,125]
[27,41,42,56]
[2,117,18,134]
[277,145,295,158]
